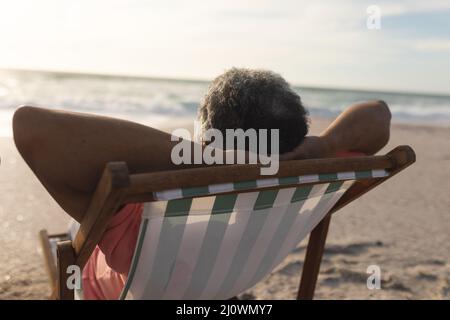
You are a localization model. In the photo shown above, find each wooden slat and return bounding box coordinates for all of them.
[124,177,368,203]
[49,233,71,239]
[73,162,130,268]
[125,154,395,200]
[39,229,58,288]
[57,240,76,300]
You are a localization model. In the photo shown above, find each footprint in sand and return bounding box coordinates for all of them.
[277,261,303,276]
[323,241,384,256]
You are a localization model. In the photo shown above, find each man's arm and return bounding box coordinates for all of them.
[13,106,197,222]
[281,100,391,160]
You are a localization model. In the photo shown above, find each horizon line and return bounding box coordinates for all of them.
[2,66,450,99]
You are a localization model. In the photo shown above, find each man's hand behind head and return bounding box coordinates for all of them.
[279,136,333,161]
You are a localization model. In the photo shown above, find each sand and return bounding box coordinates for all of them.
[0,117,449,300]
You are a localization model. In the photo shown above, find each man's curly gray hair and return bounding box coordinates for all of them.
[199,68,309,154]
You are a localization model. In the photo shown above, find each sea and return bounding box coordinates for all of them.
[1,69,450,137]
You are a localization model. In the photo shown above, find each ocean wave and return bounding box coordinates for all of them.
[0,69,449,137]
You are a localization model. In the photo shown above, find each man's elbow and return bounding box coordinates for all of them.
[373,100,391,151]
[375,100,392,122]
[12,105,42,161]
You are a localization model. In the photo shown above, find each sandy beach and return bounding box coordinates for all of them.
[0,117,449,300]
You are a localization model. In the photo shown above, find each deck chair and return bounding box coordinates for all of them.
[39,145,415,300]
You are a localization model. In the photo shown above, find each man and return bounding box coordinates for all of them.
[13,68,391,299]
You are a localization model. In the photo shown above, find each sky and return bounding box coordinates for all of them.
[0,0,450,94]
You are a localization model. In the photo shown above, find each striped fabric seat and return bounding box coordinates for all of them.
[119,169,389,300]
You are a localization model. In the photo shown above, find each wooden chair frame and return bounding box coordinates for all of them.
[39,145,415,300]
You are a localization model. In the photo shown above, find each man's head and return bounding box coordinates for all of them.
[199,68,309,154]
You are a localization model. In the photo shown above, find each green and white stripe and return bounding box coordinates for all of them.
[153,169,388,201]
[223,187,298,296]
[196,191,260,299]
[181,194,238,299]
[242,181,353,294]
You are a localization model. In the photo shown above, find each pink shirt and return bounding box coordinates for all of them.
[82,151,365,299]
[82,203,143,299]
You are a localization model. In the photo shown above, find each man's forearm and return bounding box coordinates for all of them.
[320,100,391,155]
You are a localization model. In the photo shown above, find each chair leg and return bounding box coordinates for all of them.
[56,240,76,300]
[39,229,58,289]
[297,213,332,299]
